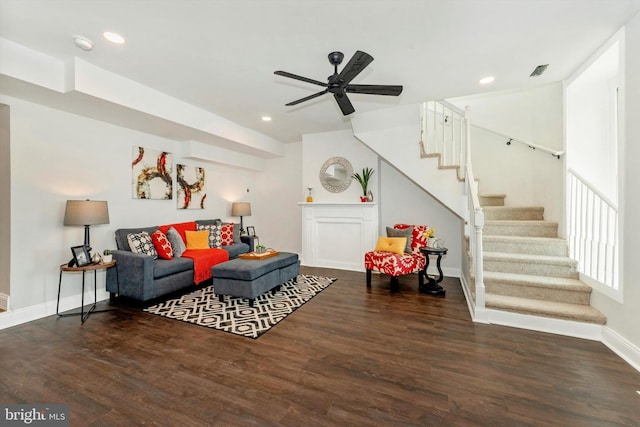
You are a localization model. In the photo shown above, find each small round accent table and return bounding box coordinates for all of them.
[419,246,447,297]
[57,261,119,323]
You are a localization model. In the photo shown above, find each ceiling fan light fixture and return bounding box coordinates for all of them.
[73,35,94,51]
[103,31,125,44]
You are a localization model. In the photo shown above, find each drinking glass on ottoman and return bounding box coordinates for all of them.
[211,252,299,306]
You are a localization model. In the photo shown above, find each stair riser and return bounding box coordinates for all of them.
[483,240,568,256]
[484,223,558,237]
[479,196,505,206]
[484,259,579,279]
[483,208,544,221]
[484,281,591,305]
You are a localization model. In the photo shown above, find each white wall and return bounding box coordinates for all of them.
[591,12,640,366]
[451,84,565,225]
[379,160,463,278]
[302,129,379,203]
[253,142,303,253]
[0,104,9,308]
[2,94,264,311]
[566,39,620,202]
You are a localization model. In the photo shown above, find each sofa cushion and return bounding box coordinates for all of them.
[197,223,222,248]
[166,227,186,257]
[151,230,173,260]
[114,226,159,251]
[159,221,196,244]
[374,236,407,255]
[394,224,430,255]
[223,242,250,259]
[221,223,234,245]
[185,230,210,250]
[386,226,413,253]
[127,231,158,258]
[153,257,194,279]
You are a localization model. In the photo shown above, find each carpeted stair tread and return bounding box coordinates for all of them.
[485,294,607,324]
[483,251,577,266]
[483,271,591,292]
[484,220,558,237]
[483,235,568,256]
[483,206,545,221]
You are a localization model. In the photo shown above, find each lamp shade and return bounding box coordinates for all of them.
[63,200,110,226]
[231,202,251,217]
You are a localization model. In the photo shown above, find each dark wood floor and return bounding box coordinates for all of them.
[1,267,639,426]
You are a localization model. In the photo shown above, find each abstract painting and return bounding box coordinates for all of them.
[132,146,173,200]
[177,163,206,209]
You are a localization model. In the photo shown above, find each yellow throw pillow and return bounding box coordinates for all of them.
[374,236,407,255]
[185,230,210,250]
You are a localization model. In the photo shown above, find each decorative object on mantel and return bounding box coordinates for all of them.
[352,167,375,202]
[306,186,313,202]
[319,156,353,193]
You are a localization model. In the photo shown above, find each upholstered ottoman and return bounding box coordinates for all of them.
[211,252,299,306]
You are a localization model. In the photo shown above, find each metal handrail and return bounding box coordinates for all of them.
[473,123,565,159]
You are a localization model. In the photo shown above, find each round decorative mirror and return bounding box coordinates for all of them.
[319,157,353,193]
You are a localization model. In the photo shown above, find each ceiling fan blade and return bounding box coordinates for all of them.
[345,84,403,96]
[285,89,328,106]
[333,91,355,115]
[337,51,374,85]
[274,71,328,87]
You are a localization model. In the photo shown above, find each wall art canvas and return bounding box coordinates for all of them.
[177,164,206,209]
[132,146,173,200]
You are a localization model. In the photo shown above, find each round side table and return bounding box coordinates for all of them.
[419,246,447,297]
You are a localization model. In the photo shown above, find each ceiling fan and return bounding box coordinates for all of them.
[274,50,403,116]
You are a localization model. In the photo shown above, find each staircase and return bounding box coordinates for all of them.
[476,194,606,325]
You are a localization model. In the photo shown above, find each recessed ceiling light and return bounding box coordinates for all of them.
[261,116,272,122]
[479,76,495,85]
[73,35,94,51]
[103,31,125,44]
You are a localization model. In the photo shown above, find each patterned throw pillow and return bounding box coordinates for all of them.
[221,223,234,246]
[151,230,173,260]
[127,231,158,258]
[197,224,222,248]
[166,226,186,257]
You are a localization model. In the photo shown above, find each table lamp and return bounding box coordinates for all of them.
[231,202,251,235]
[64,200,110,265]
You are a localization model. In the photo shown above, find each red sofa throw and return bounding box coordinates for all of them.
[182,248,229,284]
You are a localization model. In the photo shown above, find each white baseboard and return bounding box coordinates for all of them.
[0,292,8,311]
[0,289,110,331]
[602,326,640,373]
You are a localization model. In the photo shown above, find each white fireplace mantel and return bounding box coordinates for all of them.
[298,202,378,271]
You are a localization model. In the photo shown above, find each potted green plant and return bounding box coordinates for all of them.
[102,249,113,263]
[352,167,374,202]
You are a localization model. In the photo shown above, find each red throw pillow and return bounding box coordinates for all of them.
[151,229,174,260]
[221,223,234,246]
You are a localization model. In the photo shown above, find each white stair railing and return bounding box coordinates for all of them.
[421,100,484,312]
[420,100,467,180]
[567,169,619,289]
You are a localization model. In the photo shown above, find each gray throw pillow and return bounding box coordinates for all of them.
[166,226,186,257]
[386,226,413,254]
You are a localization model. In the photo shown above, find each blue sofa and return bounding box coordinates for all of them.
[105,219,254,302]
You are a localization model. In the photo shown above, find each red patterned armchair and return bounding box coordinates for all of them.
[365,224,429,291]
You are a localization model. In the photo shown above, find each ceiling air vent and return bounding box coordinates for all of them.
[530,64,549,77]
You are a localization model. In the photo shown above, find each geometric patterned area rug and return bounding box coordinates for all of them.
[143,274,337,339]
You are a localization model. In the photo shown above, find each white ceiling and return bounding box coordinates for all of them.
[1,0,640,145]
